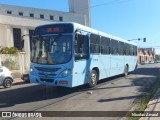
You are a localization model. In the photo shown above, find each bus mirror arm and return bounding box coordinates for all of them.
[21,34,29,50]
[21,39,24,49]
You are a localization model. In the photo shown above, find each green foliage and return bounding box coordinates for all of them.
[0,46,21,54]
[129,80,160,120]
[2,58,17,70]
[155,55,160,61]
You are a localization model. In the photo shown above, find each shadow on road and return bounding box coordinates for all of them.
[0,84,88,108]
[98,95,143,102]
[132,67,158,76]
[97,66,159,103]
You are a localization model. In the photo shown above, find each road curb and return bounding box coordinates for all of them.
[13,78,25,85]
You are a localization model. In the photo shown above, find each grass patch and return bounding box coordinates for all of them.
[128,79,160,120]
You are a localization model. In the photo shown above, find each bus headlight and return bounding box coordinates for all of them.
[59,69,70,78]
[30,68,37,76]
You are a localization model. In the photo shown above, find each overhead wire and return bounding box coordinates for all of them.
[0,0,133,23]
[59,0,132,16]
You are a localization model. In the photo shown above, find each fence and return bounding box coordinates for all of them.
[0,52,28,74]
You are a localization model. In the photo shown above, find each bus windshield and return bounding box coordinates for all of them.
[31,34,72,65]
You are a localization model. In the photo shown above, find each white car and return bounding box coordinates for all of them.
[0,66,14,88]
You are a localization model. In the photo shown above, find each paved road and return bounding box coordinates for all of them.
[0,63,159,120]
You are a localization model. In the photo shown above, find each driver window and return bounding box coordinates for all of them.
[75,33,89,61]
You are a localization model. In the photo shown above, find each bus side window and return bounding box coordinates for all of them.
[90,34,100,54]
[75,33,89,61]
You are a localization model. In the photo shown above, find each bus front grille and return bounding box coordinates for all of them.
[39,72,56,77]
[35,67,60,72]
[40,78,54,83]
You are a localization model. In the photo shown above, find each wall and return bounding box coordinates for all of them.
[0,2,90,69]
[69,0,91,27]
[138,48,154,64]
[0,4,85,25]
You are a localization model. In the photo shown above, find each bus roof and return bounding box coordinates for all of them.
[36,22,137,46]
[72,22,137,46]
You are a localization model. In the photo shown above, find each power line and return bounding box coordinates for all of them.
[90,0,122,8]
[59,0,131,16]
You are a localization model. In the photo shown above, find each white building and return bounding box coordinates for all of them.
[0,0,90,69]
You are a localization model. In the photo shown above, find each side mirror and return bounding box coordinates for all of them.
[21,34,29,50]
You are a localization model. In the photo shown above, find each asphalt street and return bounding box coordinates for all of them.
[0,63,159,120]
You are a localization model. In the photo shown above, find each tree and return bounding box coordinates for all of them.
[155,55,160,61]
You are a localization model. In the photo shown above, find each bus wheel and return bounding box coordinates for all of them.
[89,70,98,88]
[124,65,129,76]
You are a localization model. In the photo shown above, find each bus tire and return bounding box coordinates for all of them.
[88,70,98,88]
[124,65,129,76]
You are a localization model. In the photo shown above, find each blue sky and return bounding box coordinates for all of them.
[0,0,160,53]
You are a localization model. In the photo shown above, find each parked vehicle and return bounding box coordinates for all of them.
[149,61,154,64]
[21,73,30,83]
[0,66,14,88]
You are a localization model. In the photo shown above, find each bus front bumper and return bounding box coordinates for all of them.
[29,74,72,87]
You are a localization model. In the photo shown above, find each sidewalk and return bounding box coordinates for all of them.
[139,68,160,120]
[140,88,160,120]
[13,78,25,85]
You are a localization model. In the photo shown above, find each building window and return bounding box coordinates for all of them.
[19,12,23,16]
[50,15,54,20]
[13,28,22,50]
[7,11,12,14]
[59,16,63,21]
[30,13,34,17]
[40,14,44,19]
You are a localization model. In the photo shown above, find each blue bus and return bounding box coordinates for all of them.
[29,22,138,88]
